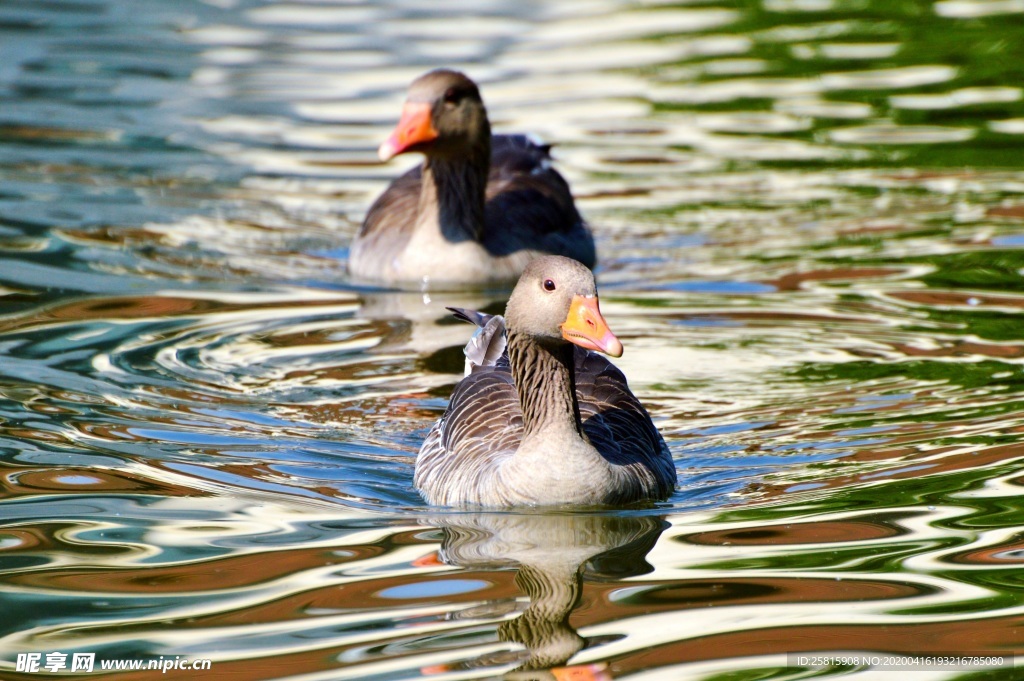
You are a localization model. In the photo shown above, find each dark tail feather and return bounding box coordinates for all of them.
[447,307,494,328]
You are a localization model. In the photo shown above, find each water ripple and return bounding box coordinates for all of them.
[5,0,1024,677]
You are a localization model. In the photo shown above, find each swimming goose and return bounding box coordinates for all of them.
[350,69,595,287]
[415,256,676,506]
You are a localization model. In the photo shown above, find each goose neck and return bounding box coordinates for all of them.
[419,140,490,242]
[507,331,586,441]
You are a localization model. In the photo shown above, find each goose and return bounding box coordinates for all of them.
[415,256,676,506]
[350,69,595,287]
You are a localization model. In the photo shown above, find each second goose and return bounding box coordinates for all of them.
[350,70,596,287]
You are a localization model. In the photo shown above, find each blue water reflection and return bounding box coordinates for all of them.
[4,0,1024,678]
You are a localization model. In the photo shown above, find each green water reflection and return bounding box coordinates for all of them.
[3,0,1024,679]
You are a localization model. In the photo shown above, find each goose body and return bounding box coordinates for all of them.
[350,70,595,287]
[415,256,676,507]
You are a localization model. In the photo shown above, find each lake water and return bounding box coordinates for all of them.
[2,0,1024,679]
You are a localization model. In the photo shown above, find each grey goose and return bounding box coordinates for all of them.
[350,70,596,287]
[415,256,676,506]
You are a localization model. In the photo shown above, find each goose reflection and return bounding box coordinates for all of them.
[424,512,667,679]
[357,290,503,362]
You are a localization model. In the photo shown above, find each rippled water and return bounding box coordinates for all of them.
[3,0,1024,679]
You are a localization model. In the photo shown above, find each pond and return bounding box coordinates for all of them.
[2,0,1024,679]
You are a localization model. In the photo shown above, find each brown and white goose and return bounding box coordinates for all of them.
[415,256,676,506]
[350,69,595,287]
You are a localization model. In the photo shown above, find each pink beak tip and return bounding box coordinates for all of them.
[377,138,398,162]
[604,335,624,358]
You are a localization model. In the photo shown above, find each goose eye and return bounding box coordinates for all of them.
[543,279,556,292]
[443,87,459,104]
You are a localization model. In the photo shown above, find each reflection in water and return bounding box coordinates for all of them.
[4,497,1023,678]
[427,513,664,678]
[4,0,1024,678]
[357,290,505,360]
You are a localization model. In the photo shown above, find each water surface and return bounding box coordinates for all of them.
[2,0,1024,679]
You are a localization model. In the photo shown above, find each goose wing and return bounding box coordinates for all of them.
[416,311,520,504]
[351,166,422,275]
[574,348,677,499]
[415,365,523,506]
[358,137,593,260]
[483,136,595,267]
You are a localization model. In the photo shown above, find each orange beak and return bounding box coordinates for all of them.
[560,295,623,357]
[378,101,438,161]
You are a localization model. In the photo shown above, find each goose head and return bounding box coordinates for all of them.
[378,69,490,162]
[505,256,623,357]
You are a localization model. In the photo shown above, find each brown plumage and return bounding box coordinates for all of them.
[350,69,595,287]
[415,256,676,507]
